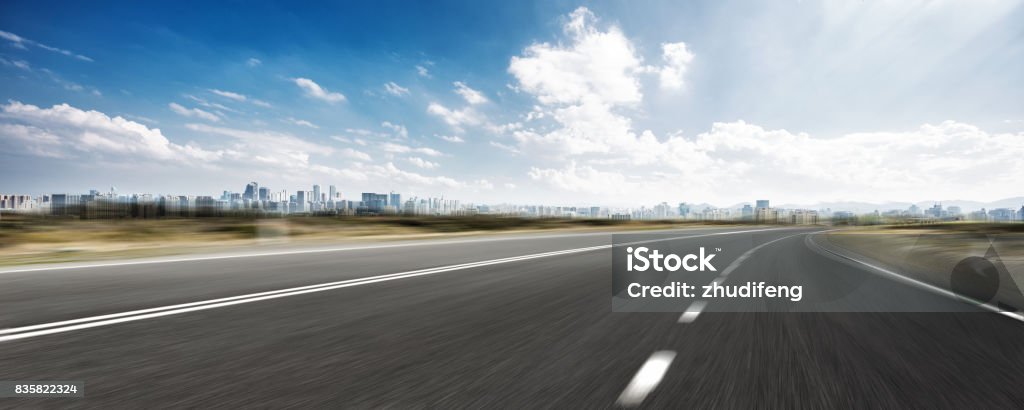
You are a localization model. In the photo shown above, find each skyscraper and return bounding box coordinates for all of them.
[243,182,259,201]
[312,185,321,204]
[329,185,337,201]
[296,190,307,212]
[755,199,769,209]
[51,194,67,216]
[678,203,690,218]
[389,191,401,209]
[361,193,387,213]
[258,187,269,201]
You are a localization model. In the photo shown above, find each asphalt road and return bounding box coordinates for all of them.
[1,225,1023,408]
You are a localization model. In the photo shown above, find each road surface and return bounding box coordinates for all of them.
[1,225,1023,408]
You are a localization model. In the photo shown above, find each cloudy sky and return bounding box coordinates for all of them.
[1,0,1022,206]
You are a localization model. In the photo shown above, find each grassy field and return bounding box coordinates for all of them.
[0,215,749,266]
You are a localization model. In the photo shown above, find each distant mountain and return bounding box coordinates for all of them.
[683,202,717,211]
[773,197,1024,213]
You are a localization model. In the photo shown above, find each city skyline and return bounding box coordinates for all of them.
[1,2,1023,205]
[3,180,1023,219]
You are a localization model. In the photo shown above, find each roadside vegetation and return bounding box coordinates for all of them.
[0,214,751,266]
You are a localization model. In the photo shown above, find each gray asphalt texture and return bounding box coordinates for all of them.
[1,226,1023,408]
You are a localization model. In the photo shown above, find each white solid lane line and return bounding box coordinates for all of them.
[0,231,621,275]
[678,301,707,323]
[0,227,791,342]
[806,233,1024,322]
[0,246,607,336]
[0,245,609,341]
[616,351,677,407]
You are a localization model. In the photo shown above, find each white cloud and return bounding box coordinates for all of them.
[490,141,520,155]
[246,58,262,67]
[453,81,488,104]
[439,135,465,143]
[383,82,410,96]
[183,123,371,181]
[0,31,27,49]
[525,120,1024,204]
[406,157,439,169]
[287,117,319,129]
[0,101,389,186]
[528,161,627,195]
[292,77,346,103]
[427,102,483,132]
[381,162,461,188]
[38,68,101,96]
[210,89,246,101]
[381,121,409,138]
[339,147,372,161]
[331,137,372,151]
[506,8,1022,203]
[0,123,66,158]
[474,179,495,190]
[508,7,644,106]
[168,102,220,122]
[380,142,443,157]
[0,101,215,162]
[344,128,386,139]
[185,123,331,157]
[415,65,431,78]
[209,88,270,108]
[666,120,1024,201]
[657,42,694,89]
[0,57,30,71]
[506,6,664,160]
[426,82,492,132]
[185,95,237,113]
[0,30,93,62]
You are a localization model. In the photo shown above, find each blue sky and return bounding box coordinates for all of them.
[1,1,1022,206]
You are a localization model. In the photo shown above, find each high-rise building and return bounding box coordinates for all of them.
[989,208,1016,222]
[329,185,337,201]
[258,187,269,201]
[296,190,307,212]
[653,202,671,219]
[51,193,67,216]
[361,193,388,213]
[312,185,321,204]
[755,199,769,209]
[678,203,690,218]
[239,182,256,201]
[243,182,259,201]
[389,191,401,209]
[908,204,921,216]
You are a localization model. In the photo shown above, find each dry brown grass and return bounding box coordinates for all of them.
[0,215,750,266]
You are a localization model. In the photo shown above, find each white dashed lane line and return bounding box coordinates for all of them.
[616,350,676,407]
[677,301,706,323]
[675,231,818,324]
